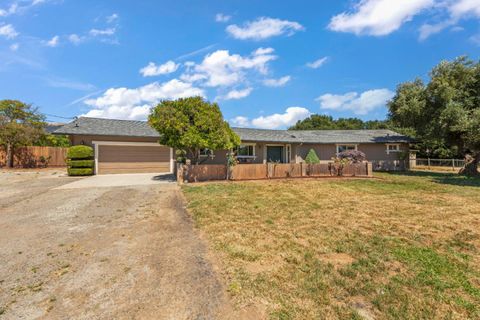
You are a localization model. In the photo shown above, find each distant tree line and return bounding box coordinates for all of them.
[290,115,391,131]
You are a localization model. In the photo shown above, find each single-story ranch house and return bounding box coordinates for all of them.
[55,117,413,175]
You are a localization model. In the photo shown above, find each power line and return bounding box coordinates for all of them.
[43,113,76,120]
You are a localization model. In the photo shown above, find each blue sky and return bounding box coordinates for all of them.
[1,0,479,128]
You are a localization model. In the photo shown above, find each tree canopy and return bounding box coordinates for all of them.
[388,56,480,175]
[0,100,46,167]
[290,114,390,130]
[148,96,240,164]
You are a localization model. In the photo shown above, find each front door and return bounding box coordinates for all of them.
[267,146,284,163]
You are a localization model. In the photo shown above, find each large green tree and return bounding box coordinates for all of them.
[148,96,240,164]
[0,100,46,168]
[388,56,480,176]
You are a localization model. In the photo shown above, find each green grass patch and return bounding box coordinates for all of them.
[182,171,480,319]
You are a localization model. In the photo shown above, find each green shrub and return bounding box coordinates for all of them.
[305,149,320,164]
[67,145,93,160]
[67,168,94,176]
[67,159,95,168]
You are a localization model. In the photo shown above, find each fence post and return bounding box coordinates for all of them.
[452,158,455,171]
[427,158,431,169]
[367,162,373,177]
[176,163,184,185]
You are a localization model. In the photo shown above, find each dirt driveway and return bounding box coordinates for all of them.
[0,170,232,319]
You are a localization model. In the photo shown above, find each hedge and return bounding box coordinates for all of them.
[67,168,94,176]
[67,159,95,168]
[67,145,94,160]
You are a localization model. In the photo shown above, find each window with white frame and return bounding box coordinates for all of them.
[286,144,291,163]
[336,144,357,153]
[199,148,212,157]
[236,144,255,158]
[386,144,400,154]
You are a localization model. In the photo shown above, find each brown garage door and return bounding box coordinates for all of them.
[97,145,171,174]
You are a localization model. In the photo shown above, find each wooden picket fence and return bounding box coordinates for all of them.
[179,162,372,183]
[0,146,68,168]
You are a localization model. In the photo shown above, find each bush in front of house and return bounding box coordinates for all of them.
[336,150,366,163]
[66,159,95,168]
[67,145,94,159]
[67,145,94,176]
[305,149,320,164]
[331,150,367,176]
[67,168,94,176]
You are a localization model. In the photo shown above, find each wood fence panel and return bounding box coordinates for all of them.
[231,164,267,180]
[306,163,331,176]
[0,146,68,168]
[185,164,227,182]
[342,162,368,176]
[182,162,373,182]
[270,163,302,178]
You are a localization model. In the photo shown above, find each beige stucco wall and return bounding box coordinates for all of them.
[69,135,408,165]
[293,143,409,162]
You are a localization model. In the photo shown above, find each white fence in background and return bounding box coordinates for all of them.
[415,158,465,170]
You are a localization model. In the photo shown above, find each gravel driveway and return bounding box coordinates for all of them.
[0,170,232,319]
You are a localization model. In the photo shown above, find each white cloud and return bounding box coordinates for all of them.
[89,28,116,36]
[251,107,311,129]
[316,88,394,115]
[419,0,480,40]
[9,43,19,51]
[263,75,291,87]
[470,33,480,46]
[217,88,253,100]
[83,79,205,120]
[230,116,250,127]
[181,47,277,87]
[449,0,480,20]
[307,56,329,69]
[226,17,304,40]
[45,35,59,47]
[68,34,84,45]
[0,24,19,39]
[0,3,18,16]
[0,0,50,17]
[215,13,231,22]
[140,61,179,77]
[106,13,119,23]
[328,0,434,36]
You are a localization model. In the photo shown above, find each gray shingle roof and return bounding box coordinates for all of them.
[54,117,160,137]
[234,127,412,144]
[54,117,412,144]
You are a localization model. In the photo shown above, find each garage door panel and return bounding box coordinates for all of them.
[98,162,170,174]
[97,144,171,174]
[99,145,170,162]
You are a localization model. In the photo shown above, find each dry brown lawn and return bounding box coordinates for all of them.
[183,171,480,320]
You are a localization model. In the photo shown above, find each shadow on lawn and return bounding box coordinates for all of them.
[386,170,480,188]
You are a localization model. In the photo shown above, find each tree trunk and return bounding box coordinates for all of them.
[459,153,480,177]
[6,143,14,168]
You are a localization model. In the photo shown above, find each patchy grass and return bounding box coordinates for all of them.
[183,171,480,319]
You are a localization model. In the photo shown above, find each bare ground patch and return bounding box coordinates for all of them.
[0,172,233,319]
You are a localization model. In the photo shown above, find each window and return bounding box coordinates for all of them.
[236,144,255,158]
[336,144,357,153]
[386,144,400,154]
[286,144,291,163]
[199,148,212,157]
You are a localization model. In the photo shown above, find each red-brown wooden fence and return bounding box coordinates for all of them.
[0,146,68,168]
[179,162,372,183]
